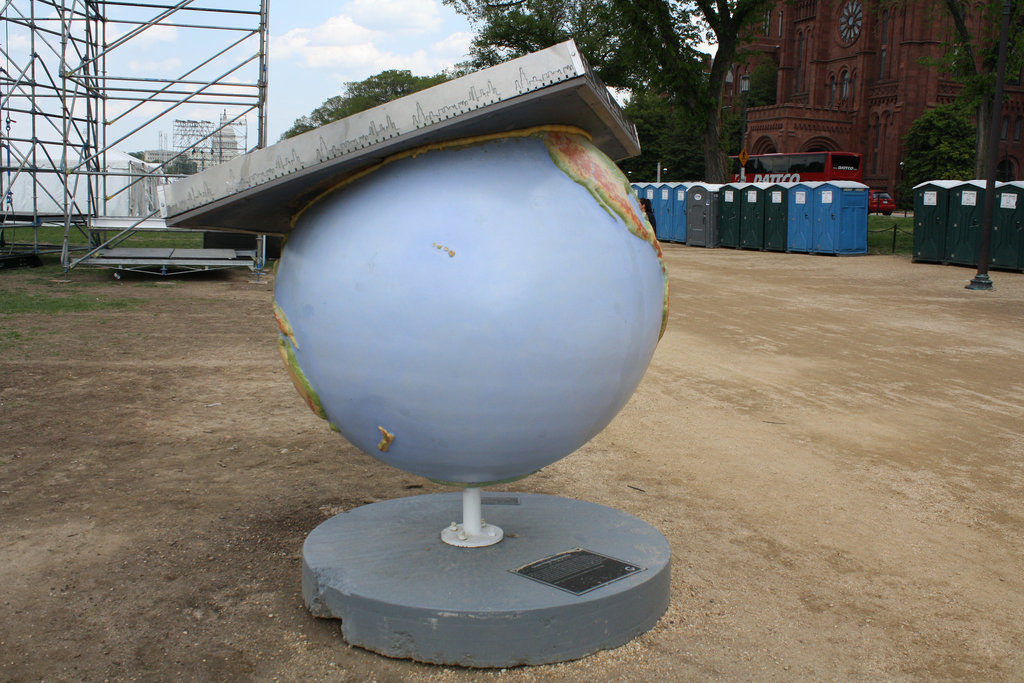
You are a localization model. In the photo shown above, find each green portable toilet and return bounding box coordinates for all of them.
[992,181,1024,271]
[913,180,958,263]
[739,183,768,250]
[718,183,743,248]
[945,180,987,266]
[764,183,792,251]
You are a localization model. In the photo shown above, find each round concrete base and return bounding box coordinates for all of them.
[302,492,671,667]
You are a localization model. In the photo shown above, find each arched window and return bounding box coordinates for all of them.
[1001,116,1009,140]
[1015,117,1023,141]
[796,33,805,92]
[841,70,850,99]
[996,159,1016,182]
[829,76,837,107]
[879,46,887,79]
[778,9,784,37]
[872,116,882,174]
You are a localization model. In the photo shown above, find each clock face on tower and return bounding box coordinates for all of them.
[838,0,863,44]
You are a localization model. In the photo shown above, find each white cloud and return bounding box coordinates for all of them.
[273,14,377,65]
[346,0,442,33]
[431,32,473,63]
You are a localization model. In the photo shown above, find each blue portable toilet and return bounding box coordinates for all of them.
[833,181,869,254]
[665,183,688,242]
[652,183,676,243]
[811,183,839,253]
[810,181,868,254]
[787,182,822,252]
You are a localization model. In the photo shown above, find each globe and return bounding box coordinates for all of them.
[273,126,667,486]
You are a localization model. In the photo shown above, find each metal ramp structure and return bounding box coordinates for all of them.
[75,218,265,275]
[0,0,269,274]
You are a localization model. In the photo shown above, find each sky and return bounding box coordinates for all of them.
[1,0,475,158]
[266,0,475,142]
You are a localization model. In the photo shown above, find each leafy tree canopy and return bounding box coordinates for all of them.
[281,69,452,140]
[747,60,778,109]
[934,0,1024,174]
[443,0,646,89]
[618,89,705,182]
[897,103,975,203]
[444,0,773,181]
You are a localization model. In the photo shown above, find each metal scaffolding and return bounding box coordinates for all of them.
[0,0,268,273]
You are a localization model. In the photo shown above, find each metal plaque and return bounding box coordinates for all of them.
[482,495,521,506]
[511,548,643,595]
[160,40,639,235]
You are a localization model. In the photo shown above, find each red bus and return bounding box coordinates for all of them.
[730,151,863,183]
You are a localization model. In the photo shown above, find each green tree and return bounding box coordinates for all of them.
[747,60,778,108]
[897,103,975,205]
[618,90,705,181]
[937,0,1024,176]
[281,69,452,139]
[444,0,774,182]
[616,0,774,182]
[444,0,639,86]
[165,156,198,176]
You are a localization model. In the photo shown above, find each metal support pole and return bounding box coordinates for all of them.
[441,486,504,548]
[966,0,1011,291]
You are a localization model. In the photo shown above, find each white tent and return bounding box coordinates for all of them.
[2,149,167,219]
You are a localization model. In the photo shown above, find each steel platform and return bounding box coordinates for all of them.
[76,247,259,274]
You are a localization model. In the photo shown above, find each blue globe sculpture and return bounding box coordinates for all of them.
[274,126,667,486]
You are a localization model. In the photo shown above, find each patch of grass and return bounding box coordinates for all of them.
[0,329,26,349]
[0,291,141,315]
[2,224,204,250]
[867,215,914,255]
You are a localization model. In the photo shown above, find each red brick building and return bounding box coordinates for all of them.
[727,0,1024,198]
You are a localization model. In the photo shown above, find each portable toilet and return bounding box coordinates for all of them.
[913,180,959,263]
[717,183,744,248]
[833,181,869,254]
[764,183,792,252]
[660,183,688,243]
[809,181,868,254]
[651,183,676,243]
[787,182,822,252]
[992,181,1024,271]
[945,180,987,266]
[672,183,688,243]
[810,183,840,253]
[685,183,721,247]
[739,183,769,250]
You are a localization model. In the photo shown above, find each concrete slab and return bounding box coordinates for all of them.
[302,492,671,667]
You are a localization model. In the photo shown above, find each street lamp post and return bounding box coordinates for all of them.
[967,0,1011,291]
[740,74,751,182]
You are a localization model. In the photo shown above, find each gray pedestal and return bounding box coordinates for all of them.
[302,492,671,667]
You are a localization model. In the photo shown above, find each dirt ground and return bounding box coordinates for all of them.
[1,246,1022,682]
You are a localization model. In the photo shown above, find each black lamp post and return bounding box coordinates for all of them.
[739,74,751,182]
[966,0,1012,291]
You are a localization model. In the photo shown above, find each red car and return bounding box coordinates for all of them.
[869,189,896,215]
